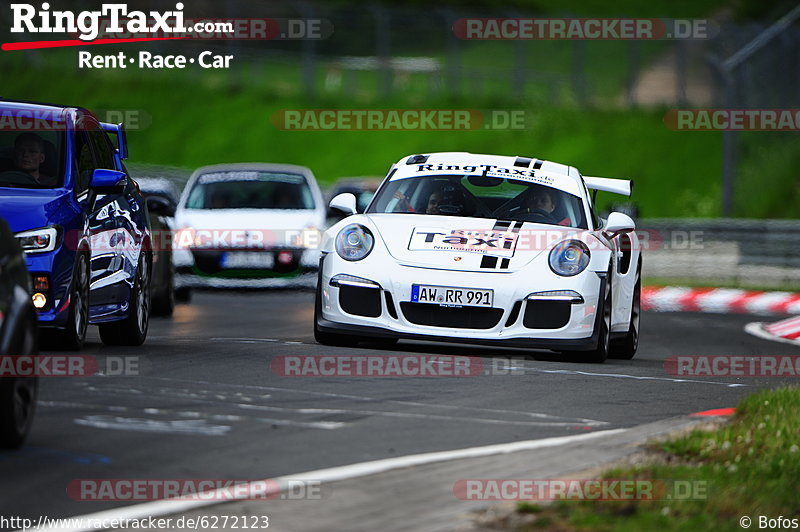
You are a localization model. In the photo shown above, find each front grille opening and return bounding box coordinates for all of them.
[339,285,382,318]
[384,291,399,319]
[523,300,571,329]
[505,300,523,327]
[400,303,503,329]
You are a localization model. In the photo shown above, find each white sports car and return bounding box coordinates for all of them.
[314,152,641,362]
[173,163,326,294]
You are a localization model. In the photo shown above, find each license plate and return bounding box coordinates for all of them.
[411,284,493,307]
[220,252,275,269]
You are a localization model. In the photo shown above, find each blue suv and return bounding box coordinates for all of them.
[0,100,152,349]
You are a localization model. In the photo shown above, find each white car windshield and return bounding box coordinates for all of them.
[367,174,588,229]
[186,171,315,210]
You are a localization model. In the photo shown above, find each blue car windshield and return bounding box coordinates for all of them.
[0,128,65,189]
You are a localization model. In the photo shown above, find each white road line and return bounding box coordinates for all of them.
[523,367,748,387]
[235,402,607,427]
[144,376,608,425]
[73,416,232,436]
[24,428,625,532]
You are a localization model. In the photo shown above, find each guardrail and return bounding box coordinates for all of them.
[640,218,800,288]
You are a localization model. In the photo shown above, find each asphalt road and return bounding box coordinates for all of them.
[1,290,798,523]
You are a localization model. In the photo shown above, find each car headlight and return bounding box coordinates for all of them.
[335,224,374,261]
[549,239,590,276]
[15,226,59,254]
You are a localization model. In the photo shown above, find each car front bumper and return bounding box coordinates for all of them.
[317,252,605,351]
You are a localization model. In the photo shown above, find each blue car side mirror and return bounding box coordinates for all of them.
[90,169,127,192]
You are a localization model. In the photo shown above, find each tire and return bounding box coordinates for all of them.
[0,316,38,448]
[41,252,89,351]
[610,269,641,360]
[174,287,192,303]
[151,262,175,317]
[313,285,359,347]
[565,276,611,363]
[99,253,150,346]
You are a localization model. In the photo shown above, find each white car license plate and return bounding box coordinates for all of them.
[411,284,493,307]
[220,252,275,269]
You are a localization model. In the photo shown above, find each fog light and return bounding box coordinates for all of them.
[32,275,49,291]
[32,293,47,309]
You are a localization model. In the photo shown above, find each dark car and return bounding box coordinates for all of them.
[326,177,381,224]
[0,217,38,448]
[0,101,152,349]
[136,177,180,313]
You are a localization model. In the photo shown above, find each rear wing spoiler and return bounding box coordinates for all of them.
[583,176,633,197]
[100,122,128,160]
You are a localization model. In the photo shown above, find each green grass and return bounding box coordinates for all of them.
[510,387,800,531]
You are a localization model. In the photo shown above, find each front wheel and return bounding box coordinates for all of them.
[99,253,150,346]
[0,315,38,448]
[564,277,611,363]
[151,261,175,317]
[41,252,89,350]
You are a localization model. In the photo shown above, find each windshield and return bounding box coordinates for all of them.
[0,127,65,189]
[367,174,588,229]
[185,171,316,210]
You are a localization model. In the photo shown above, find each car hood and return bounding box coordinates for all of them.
[365,213,586,273]
[176,208,324,230]
[175,208,325,249]
[0,187,74,233]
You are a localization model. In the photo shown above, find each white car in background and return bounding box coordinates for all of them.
[316,152,641,363]
[173,163,326,295]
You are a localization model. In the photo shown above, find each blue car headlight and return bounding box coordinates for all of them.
[15,226,60,254]
[549,239,590,276]
[335,224,374,261]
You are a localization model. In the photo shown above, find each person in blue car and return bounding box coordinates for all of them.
[12,133,54,186]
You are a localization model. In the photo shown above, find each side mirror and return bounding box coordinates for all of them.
[604,212,636,239]
[90,169,127,193]
[329,193,357,217]
[146,195,176,218]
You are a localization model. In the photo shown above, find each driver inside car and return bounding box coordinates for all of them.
[524,186,571,226]
[13,132,54,185]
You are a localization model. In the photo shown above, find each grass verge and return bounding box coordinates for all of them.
[503,386,800,531]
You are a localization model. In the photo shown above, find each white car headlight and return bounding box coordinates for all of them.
[549,239,590,276]
[15,226,59,254]
[335,224,374,261]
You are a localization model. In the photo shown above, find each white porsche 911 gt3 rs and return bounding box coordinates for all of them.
[314,152,641,362]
